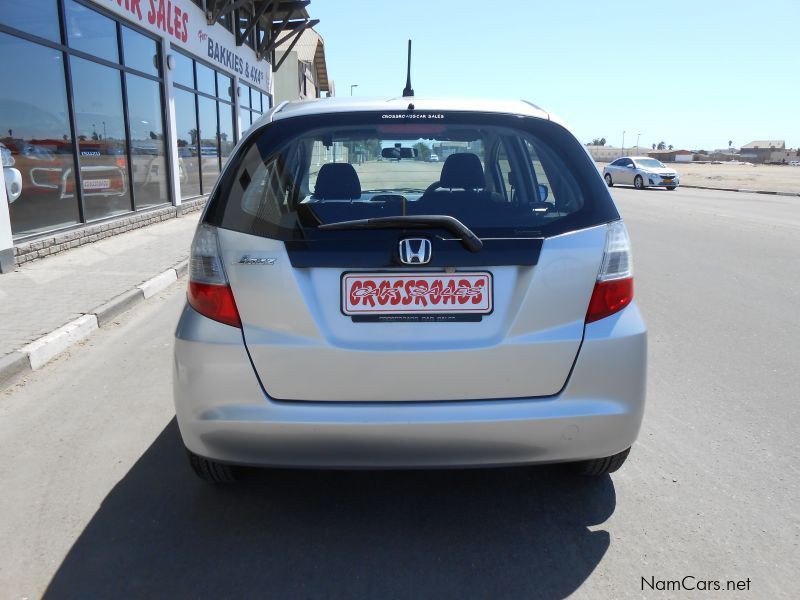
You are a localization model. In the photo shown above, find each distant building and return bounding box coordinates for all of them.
[273,29,331,104]
[585,146,630,162]
[740,140,785,162]
[648,149,694,163]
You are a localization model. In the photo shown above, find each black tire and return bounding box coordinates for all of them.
[666,186,676,191]
[187,449,237,483]
[575,447,631,476]
[604,173,613,187]
[634,175,644,190]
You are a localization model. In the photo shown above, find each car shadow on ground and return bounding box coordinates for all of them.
[44,419,616,600]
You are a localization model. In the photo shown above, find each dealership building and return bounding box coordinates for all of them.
[0,0,322,273]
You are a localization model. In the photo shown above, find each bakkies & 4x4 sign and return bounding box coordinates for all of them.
[101,0,268,88]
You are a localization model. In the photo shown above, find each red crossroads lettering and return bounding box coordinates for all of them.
[344,274,491,314]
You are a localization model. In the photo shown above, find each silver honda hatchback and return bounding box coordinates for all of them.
[174,97,647,483]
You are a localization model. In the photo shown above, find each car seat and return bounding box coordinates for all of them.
[312,163,362,200]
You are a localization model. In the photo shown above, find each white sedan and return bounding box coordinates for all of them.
[603,156,680,190]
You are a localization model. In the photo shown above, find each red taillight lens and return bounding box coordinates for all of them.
[187,281,241,328]
[585,277,633,323]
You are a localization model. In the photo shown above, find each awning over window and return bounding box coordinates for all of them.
[204,1,319,69]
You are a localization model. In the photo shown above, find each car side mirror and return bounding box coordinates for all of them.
[538,184,549,202]
[627,164,635,168]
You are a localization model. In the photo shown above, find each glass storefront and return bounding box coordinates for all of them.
[0,0,264,240]
[171,50,237,199]
[0,0,170,238]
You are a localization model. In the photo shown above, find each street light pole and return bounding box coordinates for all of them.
[622,130,626,156]
[350,84,358,96]
[636,132,641,150]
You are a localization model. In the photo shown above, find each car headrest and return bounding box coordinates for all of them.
[439,153,485,189]
[313,162,361,199]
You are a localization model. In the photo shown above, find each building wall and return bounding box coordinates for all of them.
[273,50,300,103]
[585,146,645,162]
[768,149,799,163]
[273,52,322,103]
[0,0,273,271]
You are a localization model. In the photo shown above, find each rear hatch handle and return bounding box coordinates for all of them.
[318,215,484,253]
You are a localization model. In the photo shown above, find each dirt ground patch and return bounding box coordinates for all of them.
[597,162,800,194]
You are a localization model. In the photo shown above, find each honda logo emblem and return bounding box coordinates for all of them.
[399,238,432,265]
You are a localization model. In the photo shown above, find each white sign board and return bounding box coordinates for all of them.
[96,0,269,90]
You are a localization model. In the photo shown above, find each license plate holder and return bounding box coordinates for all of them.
[342,271,493,320]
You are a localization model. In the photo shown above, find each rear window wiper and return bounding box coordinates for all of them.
[318,215,483,252]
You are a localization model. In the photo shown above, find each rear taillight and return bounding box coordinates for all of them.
[586,221,634,324]
[187,224,241,328]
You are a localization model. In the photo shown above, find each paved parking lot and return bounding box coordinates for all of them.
[0,186,797,598]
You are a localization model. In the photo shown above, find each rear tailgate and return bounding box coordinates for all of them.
[219,225,605,401]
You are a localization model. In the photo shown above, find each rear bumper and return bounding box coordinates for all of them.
[173,303,647,468]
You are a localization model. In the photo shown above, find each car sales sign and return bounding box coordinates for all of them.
[342,273,493,316]
[101,0,268,88]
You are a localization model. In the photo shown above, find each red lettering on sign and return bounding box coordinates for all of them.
[166,0,174,35]
[156,0,166,30]
[140,0,186,43]
[130,0,143,20]
[173,6,182,38]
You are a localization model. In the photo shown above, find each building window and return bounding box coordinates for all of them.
[239,84,269,131]
[65,0,119,63]
[173,88,201,198]
[0,0,171,238]
[126,73,169,209]
[70,56,132,221]
[1,0,61,43]
[0,33,79,237]
[171,49,237,199]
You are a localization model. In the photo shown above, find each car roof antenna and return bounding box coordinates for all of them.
[402,39,414,98]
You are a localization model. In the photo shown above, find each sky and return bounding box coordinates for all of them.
[312,0,799,151]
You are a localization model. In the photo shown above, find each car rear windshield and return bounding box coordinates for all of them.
[204,111,618,240]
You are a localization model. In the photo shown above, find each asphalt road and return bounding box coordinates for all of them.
[1,186,798,599]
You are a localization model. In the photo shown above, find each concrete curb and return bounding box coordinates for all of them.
[138,269,178,299]
[22,315,99,371]
[0,352,30,387]
[93,289,145,328]
[0,259,188,389]
[680,184,800,196]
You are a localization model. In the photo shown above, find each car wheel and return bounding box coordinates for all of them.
[604,173,613,187]
[666,186,676,191]
[574,447,631,476]
[634,175,644,190]
[186,448,237,483]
